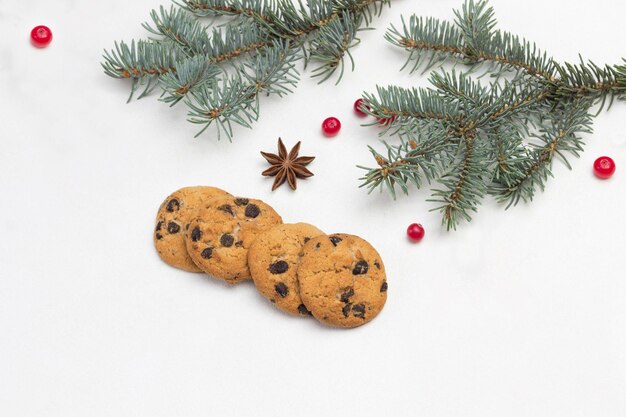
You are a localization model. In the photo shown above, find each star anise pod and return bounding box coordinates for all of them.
[261,138,315,191]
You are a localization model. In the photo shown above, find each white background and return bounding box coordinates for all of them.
[1,0,625,416]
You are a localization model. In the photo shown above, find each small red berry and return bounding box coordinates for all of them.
[30,25,53,48]
[322,117,341,137]
[407,223,425,242]
[593,156,616,179]
[354,99,368,117]
[378,115,397,126]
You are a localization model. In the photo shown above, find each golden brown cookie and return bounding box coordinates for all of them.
[298,234,388,328]
[154,186,231,272]
[185,196,282,284]
[248,223,325,316]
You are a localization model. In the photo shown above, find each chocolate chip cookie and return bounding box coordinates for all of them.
[185,196,282,284]
[298,234,388,328]
[248,223,325,316]
[154,186,231,272]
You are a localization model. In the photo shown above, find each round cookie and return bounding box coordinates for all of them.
[185,196,283,284]
[298,234,388,328]
[154,186,231,272]
[248,223,325,316]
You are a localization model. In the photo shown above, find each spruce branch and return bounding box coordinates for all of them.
[386,16,464,74]
[452,0,497,62]
[359,123,456,196]
[186,73,259,139]
[554,57,626,111]
[103,0,391,140]
[488,123,532,190]
[143,6,212,55]
[101,40,181,100]
[308,11,361,84]
[159,55,222,105]
[360,0,626,230]
[429,128,490,230]
[185,40,300,139]
[387,0,560,83]
[491,100,593,207]
[362,85,464,136]
[178,0,276,21]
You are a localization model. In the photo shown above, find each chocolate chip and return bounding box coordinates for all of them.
[155,221,163,232]
[167,222,180,234]
[275,282,289,298]
[352,260,369,275]
[342,303,352,318]
[329,236,342,246]
[340,288,354,303]
[155,233,163,240]
[269,261,289,275]
[304,237,311,243]
[380,281,388,293]
[352,303,366,319]
[220,234,235,247]
[166,199,180,212]
[218,204,234,216]
[315,243,321,249]
[245,204,260,218]
[234,198,249,206]
[201,248,213,259]
[374,260,381,270]
[235,240,244,247]
[191,227,202,242]
[298,304,312,316]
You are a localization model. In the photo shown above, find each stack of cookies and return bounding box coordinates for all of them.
[154,186,388,328]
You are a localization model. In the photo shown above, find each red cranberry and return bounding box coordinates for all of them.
[322,117,341,137]
[594,156,616,179]
[354,99,368,117]
[378,115,397,126]
[407,223,425,242]
[31,25,53,48]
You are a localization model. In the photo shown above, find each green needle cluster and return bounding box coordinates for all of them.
[360,0,626,230]
[102,0,391,140]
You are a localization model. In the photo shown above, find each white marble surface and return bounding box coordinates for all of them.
[1,1,626,416]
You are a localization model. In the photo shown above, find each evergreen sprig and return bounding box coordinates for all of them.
[102,0,390,140]
[360,0,626,230]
